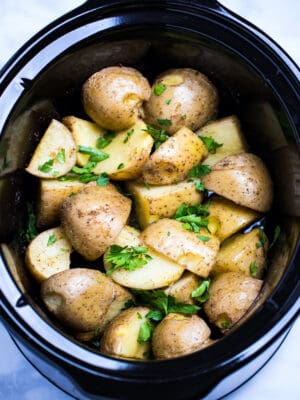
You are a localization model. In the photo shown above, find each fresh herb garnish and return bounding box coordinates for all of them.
[154,83,167,96]
[256,228,268,249]
[188,164,211,178]
[25,202,38,242]
[181,114,187,120]
[269,225,281,250]
[96,172,109,186]
[191,278,211,303]
[47,233,57,246]
[56,148,66,163]
[220,320,231,329]
[52,170,59,177]
[105,245,152,276]
[123,129,134,143]
[145,182,151,190]
[145,125,169,150]
[197,235,210,242]
[96,131,116,149]
[174,203,210,233]
[194,181,205,192]
[157,118,172,127]
[249,261,258,277]
[138,320,153,343]
[117,163,125,170]
[38,159,54,173]
[200,136,223,154]
[58,174,78,182]
[69,192,76,197]
[146,310,163,321]
[78,146,109,163]
[166,99,172,105]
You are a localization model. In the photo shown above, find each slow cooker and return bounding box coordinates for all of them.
[0,1,299,399]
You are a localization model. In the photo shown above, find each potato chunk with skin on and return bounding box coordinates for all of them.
[140,218,220,277]
[212,227,268,278]
[103,226,184,290]
[164,272,201,305]
[206,196,260,242]
[25,119,76,178]
[152,313,212,359]
[25,227,72,283]
[142,126,208,185]
[100,307,152,360]
[125,179,204,229]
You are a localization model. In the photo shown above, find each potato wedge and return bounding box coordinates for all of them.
[202,153,273,212]
[37,179,85,228]
[25,119,76,178]
[60,183,131,260]
[164,272,201,304]
[204,272,263,331]
[104,226,184,289]
[142,127,208,185]
[152,313,211,359]
[197,116,248,166]
[25,227,72,282]
[100,307,152,360]
[125,179,203,229]
[141,219,220,277]
[212,227,267,278]
[206,196,260,241]
[41,268,132,337]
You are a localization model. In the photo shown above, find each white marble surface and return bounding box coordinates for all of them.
[0,1,299,399]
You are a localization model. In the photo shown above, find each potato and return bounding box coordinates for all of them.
[60,183,131,260]
[152,313,211,359]
[103,226,184,289]
[204,272,263,331]
[37,179,85,228]
[142,127,208,185]
[202,153,273,212]
[197,116,248,166]
[82,66,151,131]
[41,268,132,337]
[164,272,201,304]
[141,218,220,277]
[125,179,203,229]
[144,68,218,134]
[25,119,76,178]
[100,307,152,360]
[25,227,72,283]
[212,228,267,278]
[206,196,260,241]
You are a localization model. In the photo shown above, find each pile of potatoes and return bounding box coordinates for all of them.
[24,66,274,360]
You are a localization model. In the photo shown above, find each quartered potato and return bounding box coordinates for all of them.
[104,226,184,289]
[25,119,76,178]
[142,126,208,185]
[202,153,273,212]
[141,218,220,277]
[125,179,204,229]
[164,271,201,304]
[197,116,248,166]
[25,227,72,282]
[100,307,152,360]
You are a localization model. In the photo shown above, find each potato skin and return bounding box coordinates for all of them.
[152,313,211,359]
[60,183,131,260]
[82,66,151,131]
[144,68,219,134]
[204,272,263,331]
[202,153,273,212]
[40,268,133,335]
[142,127,208,185]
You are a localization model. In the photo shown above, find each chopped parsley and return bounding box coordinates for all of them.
[96,131,116,149]
[96,172,109,186]
[52,170,59,177]
[153,83,167,96]
[191,278,211,303]
[157,118,172,127]
[188,164,211,178]
[117,163,125,170]
[145,182,151,190]
[197,235,210,242]
[220,320,231,329]
[47,233,57,246]
[145,125,169,150]
[38,159,54,173]
[105,245,152,276]
[123,129,134,143]
[181,114,187,120]
[166,99,172,105]
[256,228,268,249]
[58,174,78,182]
[25,202,38,242]
[78,146,109,163]
[269,225,281,250]
[138,320,153,343]
[200,136,223,154]
[174,203,210,233]
[249,261,258,277]
[56,148,66,163]
[194,180,205,192]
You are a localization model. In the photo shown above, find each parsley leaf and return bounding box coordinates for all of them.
[117,163,125,170]
[138,320,153,343]
[58,174,78,182]
[145,125,169,150]
[181,114,187,120]
[56,148,66,163]
[256,228,268,249]
[191,279,211,303]
[38,159,54,173]
[195,181,205,192]
[200,136,223,154]
[157,118,172,127]
[72,161,97,175]
[25,202,38,242]
[197,235,210,242]
[249,261,258,277]
[188,164,211,178]
[123,129,134,143]
[47,233,57,246]
[154,83,167,96]
[166,99,172,105]
[78,145,109,163]
[96,172,109,186]
[269,225,281,250]
[96,131,116,149]
[174,203,210,233]
[146,310,163,321]
[105,245,152,276]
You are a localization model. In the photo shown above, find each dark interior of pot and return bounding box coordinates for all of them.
[0,27,299,355]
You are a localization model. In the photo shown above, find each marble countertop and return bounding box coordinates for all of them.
[0,1,299,399]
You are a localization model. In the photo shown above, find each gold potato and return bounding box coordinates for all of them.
[125,179,203,229]
[82,66,151,131]
[202,153,273,212]
[144,68,218,134]
[100,307,152,360]
[197,116,248,166]
[25,227,72,283]
[25,119,76,178]
[152,313,211,359]
[204,272,263,331]
[37,179,84,228]
[142,127,208,185]
[40,268,133,337]
[140,218,220,277]
[206,196,260,241]
[104,226,184,289]
[212,228,267,278]
[60,183,131,260]
[164,272,201,304]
